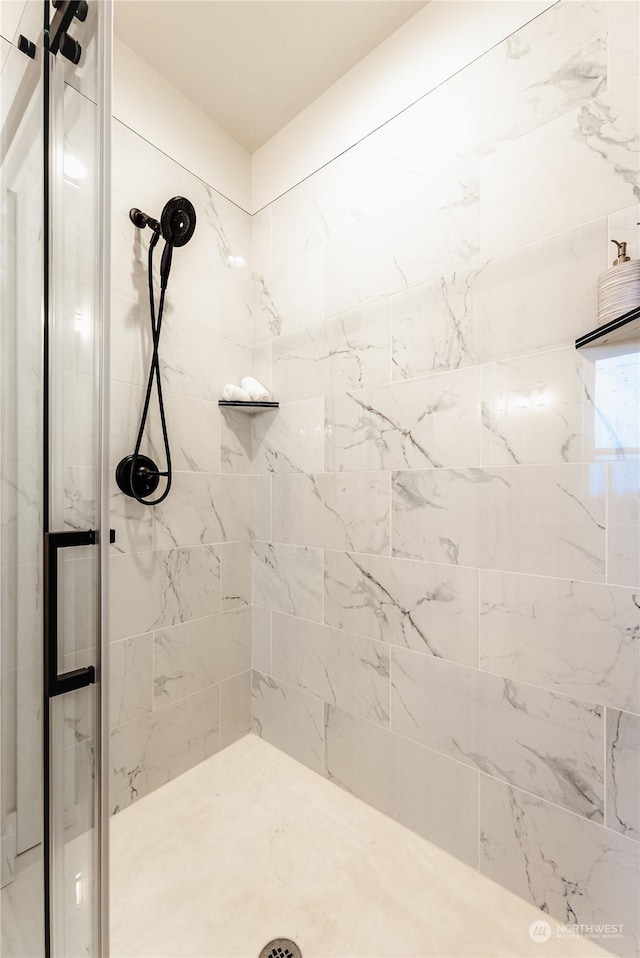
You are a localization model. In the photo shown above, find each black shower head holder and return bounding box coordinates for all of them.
[129,196,196,247]
[115,454,167,501]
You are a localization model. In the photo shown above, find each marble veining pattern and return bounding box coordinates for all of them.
[606,709,640,841]
[153,607,251,706]
[480,777,639,957]
[251,672,324,773]
[325,367,481,472]
[272,612,390,725]
[481,347,638,466]
[272,471,390,555]
[391,648,605,821]
[391,220,605,379]
[272,300,392,404]
[252,541,323,621]
[324,170,481,317]
[391,464,607,580]
[323,550,478,666]
[480,572,640,714]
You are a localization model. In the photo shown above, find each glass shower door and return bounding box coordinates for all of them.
[1,3,46,954]
[0,1,111,954]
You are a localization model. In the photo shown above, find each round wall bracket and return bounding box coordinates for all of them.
[115,455,161,500]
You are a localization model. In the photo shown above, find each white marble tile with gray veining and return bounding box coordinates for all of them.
[608,461,640,587]
[480,572,640,714]
[480,776,639,957]
[272,612,390,726]
[606,708,640,841]
[252,246,323,341]
[111,472,265,555]
[251,399,324,474]
[251,541,323,622]
[219,407,253,475]
[392,0,607,178]
[111,121,250,328]
[220,670,252,749]
[481,347,638,465]
[1,461,41,569]
[324,550,478,666]
[326,367,481,472]
[1,561,40,671]
[267,1,607,272]
[251,672,324,774]
[482,78,639,258]
[110,634,154,728]
[109,684,220,813]
[608,0,640,89]
[250,205,271,277]
[153,606,250,706]
[272,300,391,404]
[325,705,479,866]
[391,648,604,821]
[110,379,220,473]
[220,541,251,610]
[392,464,607,580]
[391,219,605,380]
[273,471,390,555]
[251,606,272,674]
[159,321,250,405]
[109,544,220,642]
[251,474,272,543]
[324,170,481,317]
[251,339,273,395]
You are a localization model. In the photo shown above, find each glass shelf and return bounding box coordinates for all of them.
[576,305,640,349]
[218,400,279,414]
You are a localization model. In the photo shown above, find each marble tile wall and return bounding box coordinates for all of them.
[247,4,640,955]
[108,121,255,812]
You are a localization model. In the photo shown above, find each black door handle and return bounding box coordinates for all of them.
[44,528,115,698]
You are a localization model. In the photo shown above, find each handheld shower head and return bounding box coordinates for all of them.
[160,196,196,247]
[159,196,196,288]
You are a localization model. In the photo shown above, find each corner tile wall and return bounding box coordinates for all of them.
[247,3,640,955]
[109,121,259,812]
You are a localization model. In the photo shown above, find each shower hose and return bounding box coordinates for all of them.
[128,226,172,505]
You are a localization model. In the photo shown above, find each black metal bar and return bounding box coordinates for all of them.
[44,530,96,698]
[43,528,116,699]
[575,305,640,349]
[42,0,52,949]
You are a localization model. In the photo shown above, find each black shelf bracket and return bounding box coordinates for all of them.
[218,400,279,412]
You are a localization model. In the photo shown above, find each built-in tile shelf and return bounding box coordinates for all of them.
[575,305,640,349]
[218,400,279,414]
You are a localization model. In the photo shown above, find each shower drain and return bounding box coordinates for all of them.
[258,938,302,958]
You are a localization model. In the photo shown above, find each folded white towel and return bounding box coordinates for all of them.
[240,376,271,401]
[222,384,252,402]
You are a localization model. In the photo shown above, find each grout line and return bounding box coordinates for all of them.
[250,1,563,216]
[603,705,608,830]
[605,460,610,585]
[113,117,251,216]
[267,606,634,716]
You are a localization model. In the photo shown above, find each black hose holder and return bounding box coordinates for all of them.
[115,454,163,500]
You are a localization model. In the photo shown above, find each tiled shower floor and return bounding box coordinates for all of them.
[111,734,609,958]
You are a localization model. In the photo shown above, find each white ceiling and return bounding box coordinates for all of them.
[114,1,427,152]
